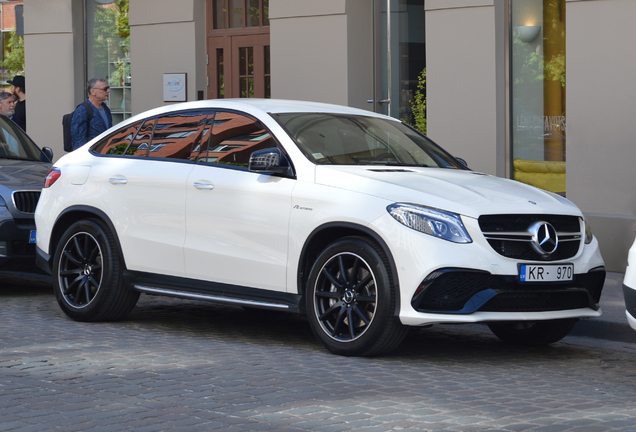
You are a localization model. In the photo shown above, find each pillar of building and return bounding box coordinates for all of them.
[425,0,507,177]
[129,0,206,114]
[24,0,83,158]
[269,0,374,111]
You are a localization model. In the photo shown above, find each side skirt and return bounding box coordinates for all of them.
[123,270,303,313]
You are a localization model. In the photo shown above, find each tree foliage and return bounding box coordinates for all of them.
[3,29,24,75]
[410,68,426,134]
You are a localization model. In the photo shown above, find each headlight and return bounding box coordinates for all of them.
[387,203,472,243]
[584,218,593,244]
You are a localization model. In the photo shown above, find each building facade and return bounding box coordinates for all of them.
[23,0,636,272]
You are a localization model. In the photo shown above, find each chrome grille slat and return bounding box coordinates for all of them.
[12,191,41,214]
[479,214,583,261]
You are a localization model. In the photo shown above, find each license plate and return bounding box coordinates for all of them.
[519,264,573,282]
[29,230,36,244]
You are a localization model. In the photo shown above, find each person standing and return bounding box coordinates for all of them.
[8,75,25,131]
[0,91,20,155]
[70,77,112,151]
[0,92,16,119]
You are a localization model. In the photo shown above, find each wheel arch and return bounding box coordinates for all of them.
[297,222,401,317]
[49,206,124,266]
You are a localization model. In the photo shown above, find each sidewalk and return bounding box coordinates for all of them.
[569,271,636,343]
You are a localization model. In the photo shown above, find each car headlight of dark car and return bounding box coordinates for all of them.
[387,203,472,243]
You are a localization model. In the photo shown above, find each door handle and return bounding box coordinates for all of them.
[109,178,128,185]
[193,182,215,191]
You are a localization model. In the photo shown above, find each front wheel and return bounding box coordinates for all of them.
[306,237,407,356]
[487,319,578,346]
[53,219,139,322]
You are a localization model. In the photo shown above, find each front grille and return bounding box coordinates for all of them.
[12,191,41,214]
[479,214,582,261]
[412,268,605,314]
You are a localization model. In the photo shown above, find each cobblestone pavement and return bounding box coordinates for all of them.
[2,271,636,432]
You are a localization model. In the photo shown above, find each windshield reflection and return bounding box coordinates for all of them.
[272,113,463,169]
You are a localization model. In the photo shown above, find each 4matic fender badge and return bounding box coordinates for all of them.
[293,205,313,211]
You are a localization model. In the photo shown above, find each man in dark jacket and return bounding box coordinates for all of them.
[8,75,25,131]
[70,77,112,151]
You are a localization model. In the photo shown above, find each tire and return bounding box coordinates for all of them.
[487,318,578,347]
[52,219,139,322]
[306,236,407,356]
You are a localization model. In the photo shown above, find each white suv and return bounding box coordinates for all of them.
[35,99,605,356]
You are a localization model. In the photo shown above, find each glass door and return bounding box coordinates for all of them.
[373,0,426,131]
[510,0,566,194]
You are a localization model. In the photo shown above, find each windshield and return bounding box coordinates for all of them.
[272,113,463,169]
[0,115,48,161]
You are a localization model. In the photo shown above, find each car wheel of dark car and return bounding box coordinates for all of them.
[53,219,139,322]
[306,236,407,356]
[487,318,577,346]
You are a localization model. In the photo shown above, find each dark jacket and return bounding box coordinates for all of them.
[12,99,25,131]
[70,99,112,150]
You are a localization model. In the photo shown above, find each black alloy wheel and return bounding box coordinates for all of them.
[53,219,139,322]
[306,237,407,356]
[58,230,103,308]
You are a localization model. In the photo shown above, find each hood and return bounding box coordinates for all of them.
[0,158,51,191]
[314,166,581,219]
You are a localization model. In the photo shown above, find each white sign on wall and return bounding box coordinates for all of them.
[163,73,187,102]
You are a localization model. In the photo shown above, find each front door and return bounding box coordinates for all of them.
[206,0,270,99]
[207,34,270,99]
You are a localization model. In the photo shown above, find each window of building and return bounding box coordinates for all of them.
[510,0,566,195]
[211,0,269,29]
[86,0,131,125]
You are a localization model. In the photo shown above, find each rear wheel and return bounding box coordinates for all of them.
[306,237,407,356]
[53,219,139,322]
[487,319,577,346]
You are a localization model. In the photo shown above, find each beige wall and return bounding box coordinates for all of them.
[270,0,373,110]
[129,0,206,115]
[425,1,506,176]
[566,0,636,271]
[24,0,82,159]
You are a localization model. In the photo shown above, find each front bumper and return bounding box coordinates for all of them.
[412,267,605,314]
[0,218,37,266]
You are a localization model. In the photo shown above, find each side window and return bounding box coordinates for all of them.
[201,110,276,167]
[147,110,211,160]
[125,118,155,157]
[91,121,142,155]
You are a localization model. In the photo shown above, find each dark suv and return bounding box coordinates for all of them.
[0,114,53,271]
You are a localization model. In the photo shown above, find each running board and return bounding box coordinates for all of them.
[133,284,293,310]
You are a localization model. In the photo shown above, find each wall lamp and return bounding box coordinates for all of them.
[516,25,541,43]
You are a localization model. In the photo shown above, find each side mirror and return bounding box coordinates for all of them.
[41,147,54,163]
[249,148,291,175]
[455,157,469,170]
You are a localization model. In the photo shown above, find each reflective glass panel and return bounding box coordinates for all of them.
[511,0,566,194]
[202,111,275,167]
[229,0,244,28]
[150,110,211,160]
[91,121,141,155]
[214,0,227,29]
[247,0,260,27]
